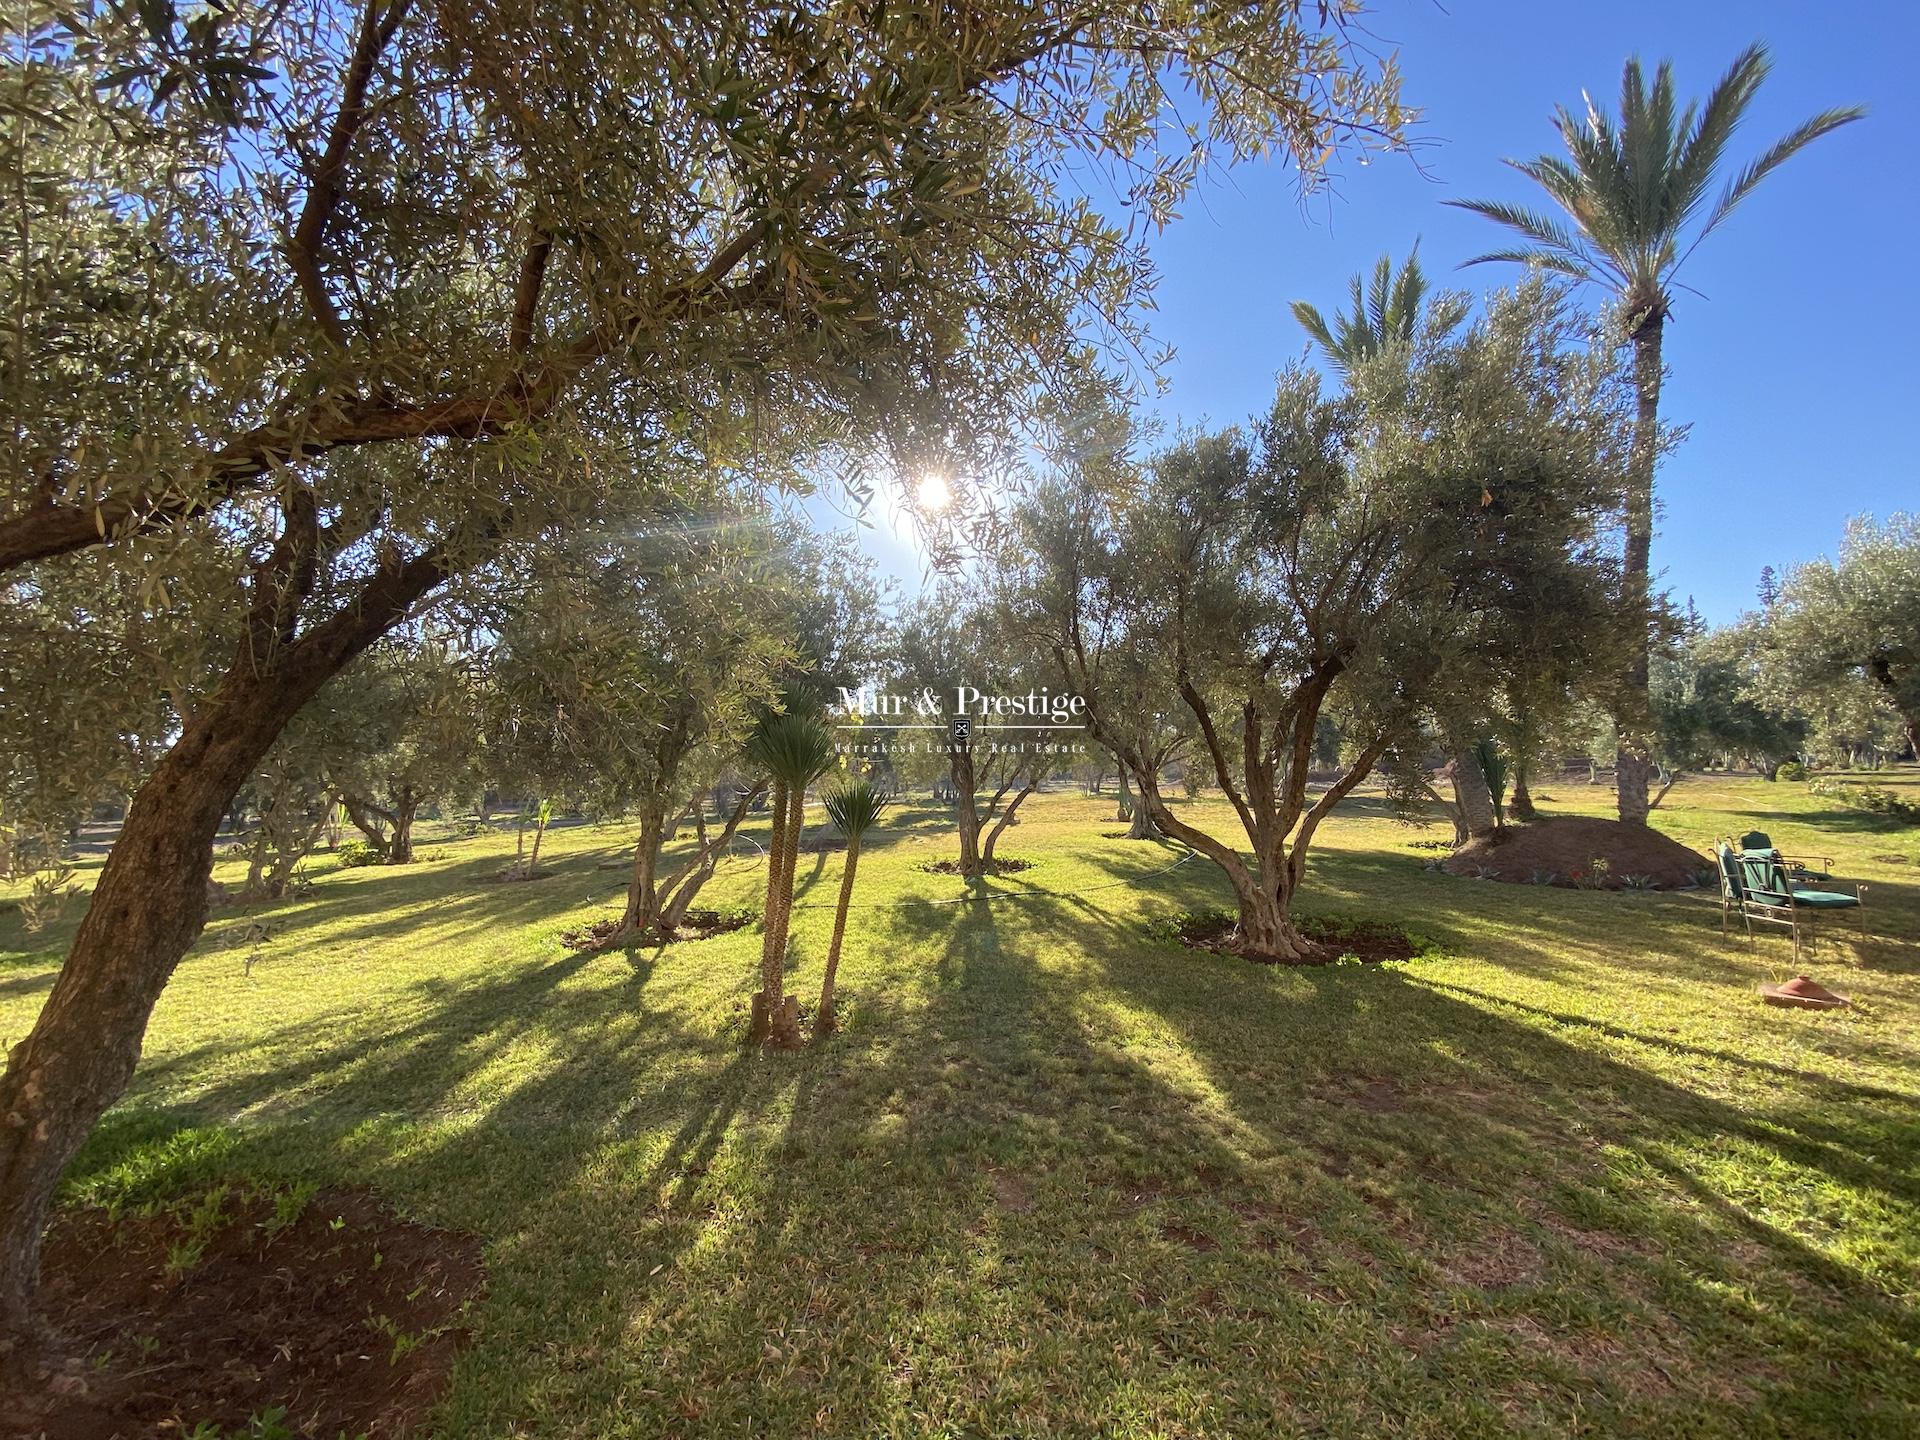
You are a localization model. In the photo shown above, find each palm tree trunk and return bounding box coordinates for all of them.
[766,783,806,1047]
[814,837,861,1036]
[749,778,790,1046]
[1616,313,1665,826]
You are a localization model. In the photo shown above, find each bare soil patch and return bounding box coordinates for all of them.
[1172,912,1421,966]
[487,863,557,883]
[1441,1226,1543,1290]
[1442,817,1711,890]
[919,857,1033,876]
[5,1187,483,1440]
[561,908,755,951]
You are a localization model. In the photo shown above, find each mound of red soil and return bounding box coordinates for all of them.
[6,1187,483,1440]
[1441,817,1710,891]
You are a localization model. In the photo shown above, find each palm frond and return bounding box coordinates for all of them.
[1294,247,1433,373]
[1289,299,1335,354]
[1456,247,1598,284]
[1460,41,1860,304]
[1444,196,1586,258]
[1665,43,1770,232]
[823,780,889,838]
[1697,103,1867,244]
[1365,253,1392,344]
[747,711,835,786]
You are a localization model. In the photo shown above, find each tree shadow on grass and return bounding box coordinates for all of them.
[54,822,1920,1437]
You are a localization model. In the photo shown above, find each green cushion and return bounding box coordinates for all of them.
[1716,844,1744,898]
[1787,889,1859,910]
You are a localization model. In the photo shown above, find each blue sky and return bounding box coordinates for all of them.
[848,0,1917,623]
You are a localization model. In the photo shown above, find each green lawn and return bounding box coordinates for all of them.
[4,774,1918,1438]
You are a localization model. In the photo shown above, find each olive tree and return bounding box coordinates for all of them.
[1017,285,1629,960]
[1652,622,1806,787]
[485,507,803,938]
[890,591,1076,875]
[0,0,1405,1359]
[1753,515,1920,761]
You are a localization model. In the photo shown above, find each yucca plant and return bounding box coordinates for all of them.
[1449,45,1862,824]
[744,712,835,1048]
[814,781,890,1037]
[1473,740,1510,828]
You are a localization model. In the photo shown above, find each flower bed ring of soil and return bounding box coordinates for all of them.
[1168,910,1426,966]
[4,1185,484,1440]
[918,857,1034,876]
[561,908,756,951]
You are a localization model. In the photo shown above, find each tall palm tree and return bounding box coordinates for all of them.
[814,781,889,1037]
[1290,245,1450,374]
[1448,44,1862,823]
[745,712,834,1049]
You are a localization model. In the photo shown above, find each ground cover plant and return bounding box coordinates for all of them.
[3,774,1915,1437]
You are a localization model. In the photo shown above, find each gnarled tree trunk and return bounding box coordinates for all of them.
[980,781,1037,863]
[1447,744,1499,842]
[387,785,419,864]
[334,790,393,857]
[657,787,761,933]
[0,523,460,1365]
[949,742,982,877]
[621,805,666,933]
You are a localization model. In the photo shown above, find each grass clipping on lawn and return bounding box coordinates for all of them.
[1443,816,1711,890]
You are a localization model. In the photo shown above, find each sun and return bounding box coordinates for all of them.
[915,472,953,512]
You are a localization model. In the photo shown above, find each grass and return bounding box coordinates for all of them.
[4,772,1919,1438]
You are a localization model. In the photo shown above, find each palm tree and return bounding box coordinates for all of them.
[1448,44,1862,823]
[814,781,889,1037]
[745,712,834,1049]
[1290,245,1453,374]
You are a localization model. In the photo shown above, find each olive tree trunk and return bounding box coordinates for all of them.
[949,742,982,876]
[980,780,1037,864]
[387,786,419,864]
[1447,743,1499,842]
[0,537,453,1364]
[656,786,762,933]
[620,805,666,934]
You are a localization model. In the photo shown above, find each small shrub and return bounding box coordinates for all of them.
[1621,873,1656,891]
[1572,857,1612,891]
[1528,868,1560,886]
[336,840,383,868]
[1808,777,1920,824]
[1776,759,1806,782]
